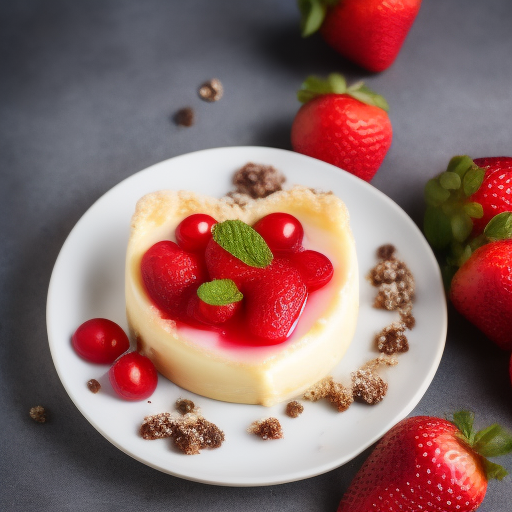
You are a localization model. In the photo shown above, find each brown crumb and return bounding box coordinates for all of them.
[173,417,225,455]
[377,244,396,260]
[87,379,101,393]
[174,107,195,127]
[175,398,195,415]
[369,246,415,322]
[232,162,286,199]
[248,417,283,440]
[140,412,224,454]
[198,78,223,102]
[376,322,409,355]
[29,406,48,423]
[285,401,304,418]
[351,356,397,405]
[303,377,353,412]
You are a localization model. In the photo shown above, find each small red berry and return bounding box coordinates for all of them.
[72,318,130,364]
[175,214,217,252]
[253,213,304,253]
[108,352,158,401]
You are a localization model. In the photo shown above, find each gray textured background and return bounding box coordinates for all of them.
[1,1,512,510]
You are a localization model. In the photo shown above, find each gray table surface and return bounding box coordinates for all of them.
[2,1,512,511]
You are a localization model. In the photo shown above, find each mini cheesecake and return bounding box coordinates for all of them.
[125,186,359,406]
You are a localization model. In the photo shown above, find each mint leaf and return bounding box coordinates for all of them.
[463,166,485,197]
[212,219,273,268]
[484,212,512,240]
[197,279,243,306]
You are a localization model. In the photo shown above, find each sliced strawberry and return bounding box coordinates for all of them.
[449,239,512,351]
[243,259,308,343]
[292,250,333,291]
[141,240,207,319]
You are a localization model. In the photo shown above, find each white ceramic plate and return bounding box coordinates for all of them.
[47,146,447,486]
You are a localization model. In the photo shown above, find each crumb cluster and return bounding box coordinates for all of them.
[174,107,195,127]
[198,78,224,102]
[29,406,48,423]
[231,162,286,200]
[375,322,409,355]
[351,356,397,405]
[140,404,224,455]
[248,417,283,440]
[285,400,304,418]
[87,379,101,393]
[303,377,353,412]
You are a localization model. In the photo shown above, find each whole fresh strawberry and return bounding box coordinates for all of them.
[298,0,422,72]
[291,73,392,181]
[338,411,512,512]
[450,240,512,351]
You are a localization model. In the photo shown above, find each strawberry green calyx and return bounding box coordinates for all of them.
[423,155,512,285]
[298,0,338,37]
[297,73,389,111]
[212,219,273,268]
[451,410,512,481]
[197,279,243,306]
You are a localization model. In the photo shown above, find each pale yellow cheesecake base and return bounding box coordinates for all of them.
[125,186,359,406]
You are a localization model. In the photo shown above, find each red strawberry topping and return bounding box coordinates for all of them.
[140,213,333,344]
[243,259,308,342]
[141,240,207,320]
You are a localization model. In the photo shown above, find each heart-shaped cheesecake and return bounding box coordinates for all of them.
[125,186,358,406]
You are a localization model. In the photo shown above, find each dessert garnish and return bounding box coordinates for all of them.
[175,398,196,415]
[285,401,304,418]
[231,162,286,199]
[351,356,397,405]
[29,405,48,423]
[141,212,334,344]
[140,410,224,455]
[108,352,158,401]
[248,418,283,440]
[87,378,101,393]
[303,376,353,412]
[375,322,409,355]
[72,318,130,364]
[174,107,195,127]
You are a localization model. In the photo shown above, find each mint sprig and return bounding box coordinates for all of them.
[212,219,273,268]
[197,279,243,306]
[297,73,389,111]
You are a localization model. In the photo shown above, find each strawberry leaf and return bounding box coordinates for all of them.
[298,0,336,37]
[424,179,451,207]
[212,219,273,268]
[347,82,389,111]
[447,155,474,178]
[482,459,509,481]
[463,202,484,219]
[439,171,461,190]
[197,279,243,306]
[424,206,452,249]
[484,212,512,241]
[452,410,475,443]
[462,166,485,197]
[473,424,512,458]
[450,211,473,243]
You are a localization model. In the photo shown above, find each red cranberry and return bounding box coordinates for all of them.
[108,352,158,401]
[175,214,217,252]
[72,318,130,364]
[253,213,304,253]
